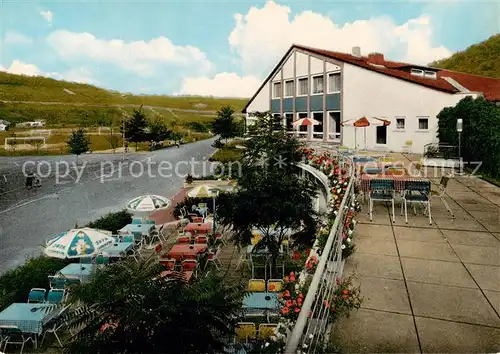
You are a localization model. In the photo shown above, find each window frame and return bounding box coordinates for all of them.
[327,71,341,93]
[417,117,429,131]
[296,77,308,97]
[284,80,294,98]
[311,75,324,95]
[272,82,282,99]
[395,117,406,130]
[411,69,424,77]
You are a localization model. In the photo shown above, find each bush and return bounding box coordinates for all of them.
[85,210,132,234]
[211,138,225,149]
[0,256,69,310]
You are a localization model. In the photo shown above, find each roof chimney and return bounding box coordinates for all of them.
[352,46,361,57]
[367,52,385,65]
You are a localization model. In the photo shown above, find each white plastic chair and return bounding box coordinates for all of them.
[1,326,34,354]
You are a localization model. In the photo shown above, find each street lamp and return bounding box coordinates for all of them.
[209,188,220,234]
[457,118,463,173]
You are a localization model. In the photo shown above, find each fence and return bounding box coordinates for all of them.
[285,151,355,353]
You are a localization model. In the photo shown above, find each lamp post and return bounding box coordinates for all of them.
[209,188,219,234]
[457,118,463,174]
[122,118,125,161]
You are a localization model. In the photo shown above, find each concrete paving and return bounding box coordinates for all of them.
[331,155,500,353]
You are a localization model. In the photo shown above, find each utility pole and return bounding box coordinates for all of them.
[122,118,125,161]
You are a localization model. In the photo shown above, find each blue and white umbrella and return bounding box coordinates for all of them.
[44,228,114,259]
[126,195,171,214]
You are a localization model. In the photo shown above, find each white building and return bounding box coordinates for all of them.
[242,44,500,153]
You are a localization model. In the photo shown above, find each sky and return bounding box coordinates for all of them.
[0,0,498,98]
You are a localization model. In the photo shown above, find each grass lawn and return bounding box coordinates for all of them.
[209,139,246,163]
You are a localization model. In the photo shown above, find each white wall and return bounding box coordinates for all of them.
[282,53,294,79]
[342,63,477,153]
[310,56,323,73]
[246,81,270,116]
[296,52,308,77]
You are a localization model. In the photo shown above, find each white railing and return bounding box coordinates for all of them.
[285,152,354,353]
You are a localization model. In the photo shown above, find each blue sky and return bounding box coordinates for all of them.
[1,0,498,97]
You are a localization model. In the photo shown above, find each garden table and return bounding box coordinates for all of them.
[167,244,207,261]
[0,303,57,335]
[57,263,96,281]
[242,293,279,311]
[119,223,154,239]
[103,242,134,258]
[184,222,212,234]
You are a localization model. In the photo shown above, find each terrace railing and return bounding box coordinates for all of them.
[285,151,355,354]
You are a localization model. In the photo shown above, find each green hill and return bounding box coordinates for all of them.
[0,71,248,111]
[430,34,500,78]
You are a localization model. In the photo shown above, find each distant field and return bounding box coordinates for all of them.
[0,72,248,111]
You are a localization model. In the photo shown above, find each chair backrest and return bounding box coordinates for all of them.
[267,279,284,292]
[95,254,110,265]
[131,218,142,224]
[0,325,23,340]
[370,179,395,191]
[405,180,431,193]
[247,279,266,292]
[155,244,163,254]
[192,216,203,223]
[48,276,66,289]
[181,260,198,271]
[440,175,451,189]
[47,289,65,304]
[235,322,256,342]
[194,236,208,244]
[259,323,278,340]
[28,288,46,303]
[123,235,134,243]
[176,236,191,244]
[162,258,177,270]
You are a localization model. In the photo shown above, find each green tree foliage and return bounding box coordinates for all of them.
[437,96,500,177]
[430,34,500,78]
[0,256,69,310]
[147,116,171,141]
[67,128,90,163]
[212,106,240,142]
[123,106,148,150]
[61,258,244,353]
[217,112,318,274]
[85,210,132,234]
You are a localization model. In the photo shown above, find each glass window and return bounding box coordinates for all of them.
[328,73,341,93]
[273,82,281,98]
[418,118,429,130]
[396,118,405,130]
[284,80,294,97]
[312,75,324,94]
[297,78,308,96]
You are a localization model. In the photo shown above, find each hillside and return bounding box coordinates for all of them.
[0,71,248,111]
[430,34,500,78]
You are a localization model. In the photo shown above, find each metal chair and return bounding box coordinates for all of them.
[204,246,222,270]
[47,289,65,304]
[235,322,256,343]
[258,323,278,340]
[1,326,34,354]
[267,279,284,292]
[40,305,71,348]
[247,279,266,292]
[402,180,432,225]
[429,175,454,217]
[27,288,46,303]
[369,179,395,223]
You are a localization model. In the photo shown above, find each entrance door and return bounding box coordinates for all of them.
[328,112,341,141]
[312,112,323,140]
[376,125,387,145]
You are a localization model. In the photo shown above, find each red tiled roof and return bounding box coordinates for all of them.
[242,44,500,113]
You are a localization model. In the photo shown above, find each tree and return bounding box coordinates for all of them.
[217,112,319,275]
[61,258,244,354]
[170,131,183,146]
[28,138,46,153]
[212,106,239,142]
[123,106,148,150]
[7,132,17,154]
[105,128,120,153]
[67,128,90,164]
[147,117,170,142]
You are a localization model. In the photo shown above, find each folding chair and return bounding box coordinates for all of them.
[267,279,284,292]
[1,326,34,354]
[258,323,278,340]
[40,305,71,348]
[122,235,135,243]
[369,179,395,222]
[204,246,222,270]
[176,235,192,244]
[430,175,454,217]
[402,180,432,225]
[27,288,46,303]
[94,253,110,265]
[194,235,208,244]
[235,322,256,343]
[160,258,177,270]
[48,276,66,290]
[214,232,226,245]
[181,259,198,277]
[47,289,65,304]
[247,279,266,292]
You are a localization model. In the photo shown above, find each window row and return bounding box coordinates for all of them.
[272,72,341,98]
[395,117,429,130]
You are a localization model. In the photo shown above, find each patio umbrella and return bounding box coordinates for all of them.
[187,184,218,198]
[292,118,322,127]
[341,116,390,150]
[44,228,114,259]
[126,195,171,214]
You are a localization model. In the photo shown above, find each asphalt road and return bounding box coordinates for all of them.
[0,138,217,273]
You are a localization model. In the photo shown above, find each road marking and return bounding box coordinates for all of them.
[0,193,59,215]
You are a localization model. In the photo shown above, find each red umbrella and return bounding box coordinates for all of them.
[341,116,390,150]
[292,118,322,127]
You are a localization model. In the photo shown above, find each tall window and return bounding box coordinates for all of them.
[284,80,294,97]
[312,75,324,94]
[328,73,341,93]
[273,82,282,98]
[297,78,308,96]
[418,118,429,130]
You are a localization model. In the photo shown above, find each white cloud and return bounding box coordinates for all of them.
[40,10,53,25]
[228,1,452,76]
[4,31,33,45]
[46,30,213,76]
[0,60,95,84]
[176,72,261,98]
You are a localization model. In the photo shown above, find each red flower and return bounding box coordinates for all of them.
[342,289,349,295]
[286,299,293,307]
[294,307,301,313]
[281,307,289,315]
[284,290,291,298]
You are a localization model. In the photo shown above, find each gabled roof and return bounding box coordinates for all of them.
[242,44,500,113]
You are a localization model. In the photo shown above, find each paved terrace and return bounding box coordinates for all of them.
[331,153,500,353]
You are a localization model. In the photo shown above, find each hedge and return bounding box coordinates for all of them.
[437,96,500,178]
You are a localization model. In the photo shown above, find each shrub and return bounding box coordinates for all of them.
[211,138,225,149]
[85,209,132,234]
[0,256,69,310]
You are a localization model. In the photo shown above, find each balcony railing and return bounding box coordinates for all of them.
[285,151,355,353]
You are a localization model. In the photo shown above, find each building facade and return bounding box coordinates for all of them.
[242,45,500,153]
